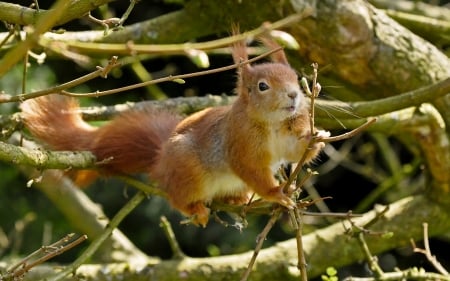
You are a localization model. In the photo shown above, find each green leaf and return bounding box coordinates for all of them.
[326,267,337,276]
[172,78,186,84]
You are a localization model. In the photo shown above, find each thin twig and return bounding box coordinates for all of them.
[8,233,74,273]
[47,191,146,281]
[294,208,308,281]
[60,47,283,97]
[117,175,167,198]
[0,56,120,103]
[117,0,138,26]
[320,118,377,143]
[0,24,16,49]
[5,234,87,279]
[240,208,282,281]
[160,216,185,259]
[357,232,384,277]
[343,270,450,281]
[282,138,315,193]
[32,0,40,11]
[309,62,320,136]
[86,0,138,34]
[412,222,449,275]
[283,64,322,193]
[344,205,391,237]
[280,63,374,281]
[300,210,361,218]
[22,51,29,94]
[0,0,70,77]
[87,12,119,35]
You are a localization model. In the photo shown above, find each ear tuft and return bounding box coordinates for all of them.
[231,24,253,100]
[259,35,290,65]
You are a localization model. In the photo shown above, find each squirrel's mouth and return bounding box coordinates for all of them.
[283,105,297,112]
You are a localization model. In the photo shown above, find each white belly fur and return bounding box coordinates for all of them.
[202,170,247,201]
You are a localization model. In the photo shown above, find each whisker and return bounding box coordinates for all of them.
[315,103,348,129]
[314,94,364,129]
[321,85,345,89]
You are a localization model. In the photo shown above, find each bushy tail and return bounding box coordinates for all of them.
[92,106,181,175]
[21,94,181,177]
[21,95,97,152]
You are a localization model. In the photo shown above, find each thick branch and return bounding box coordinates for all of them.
[0,140,96,170]
[2,75,448,170]
[368,0,450,20]
[382,10,450,46]
[20,167,152,265]
[3,195,449,281]
[0,0,114,27]
[39,13,306,57]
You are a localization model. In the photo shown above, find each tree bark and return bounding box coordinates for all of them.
[1,195,448,281]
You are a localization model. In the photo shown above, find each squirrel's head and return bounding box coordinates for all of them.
[232,34,307,123]
[243,62,306,123]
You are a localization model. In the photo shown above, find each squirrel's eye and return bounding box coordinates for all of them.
[258,81,270,92]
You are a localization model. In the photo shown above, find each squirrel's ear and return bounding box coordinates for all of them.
[231,25,249,65]
[231,24,253,100]
[235,64,252,100]
[259,36,290,66]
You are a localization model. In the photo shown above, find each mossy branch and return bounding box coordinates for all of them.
[0,140,97,170]
[315,77,450,120]
[2,78,448,171]
[369,0,450,21]
[39,13,308,57]
[47,191,147,281]
[23,168,151,264]
[0,0,114,27]
[0,0,71,77]
[2,195,449,281]
[74,76,449,124]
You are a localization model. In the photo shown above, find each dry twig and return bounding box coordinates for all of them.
[47,191,146,281]
[411,222,449,275]
[240,208,282,281]
[0,56,120,103]
[60,47,283,98]
[160,216,186,259]
[3,234,87,280]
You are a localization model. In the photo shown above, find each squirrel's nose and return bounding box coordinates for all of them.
[287,91,298,100]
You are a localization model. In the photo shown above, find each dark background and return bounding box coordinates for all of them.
[0,0,448,279]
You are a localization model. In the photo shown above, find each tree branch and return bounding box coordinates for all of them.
[22,167,151,265]
[0,140,97,170]
[368,0,450,21]
[2,75,447,171]
[39,13,308,57]
[0,0,114,27]
[0,0,71,77]
[2,195,448,281]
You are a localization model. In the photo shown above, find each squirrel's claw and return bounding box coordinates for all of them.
[264,187,296,209]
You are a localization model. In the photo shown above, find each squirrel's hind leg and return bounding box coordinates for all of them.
[184,201,210,227]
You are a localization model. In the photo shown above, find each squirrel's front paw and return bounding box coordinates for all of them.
[316,129,330,139]
[263,187,295,209]
[313,129,330,150]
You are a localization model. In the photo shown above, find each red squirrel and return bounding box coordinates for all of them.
[21,36,328,226]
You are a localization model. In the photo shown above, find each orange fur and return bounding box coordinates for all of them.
[21,95,181,178]
[21,95,96,152]
[21,34,327,227]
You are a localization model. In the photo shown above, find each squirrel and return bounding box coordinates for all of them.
[20,35,328,227]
